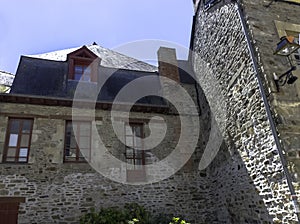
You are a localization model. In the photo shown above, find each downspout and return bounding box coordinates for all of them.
[236,2,300,222]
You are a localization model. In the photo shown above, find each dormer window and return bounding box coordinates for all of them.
[67,46,100,82]
[74,64,91,81]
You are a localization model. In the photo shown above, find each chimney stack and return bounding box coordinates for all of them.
[157,47,180,83]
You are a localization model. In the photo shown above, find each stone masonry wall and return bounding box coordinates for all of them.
[0,100,210,224]
[192,2,298,223]
[241,0,300,199]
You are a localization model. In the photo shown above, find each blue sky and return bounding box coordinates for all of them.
[0,0,194,74]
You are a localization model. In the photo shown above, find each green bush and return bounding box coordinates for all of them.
[79,203,190,224]
[80,207,127,224]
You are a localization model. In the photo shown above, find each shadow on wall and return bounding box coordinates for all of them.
[207,142,273,223]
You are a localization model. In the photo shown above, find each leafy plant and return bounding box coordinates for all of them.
[80,203,191,224]
[124,203,151,224]
[169,217,190,224]
[80,207,127,224]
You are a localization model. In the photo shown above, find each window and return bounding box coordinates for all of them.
[74,64,91,81]
[67,46,99,82]
[124,123,145,181]
[3,118,33,163]
[125,123,145,169]
[64,121,91,162]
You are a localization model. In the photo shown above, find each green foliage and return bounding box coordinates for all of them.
[124,203,151,224]
[80,207,127,224]
[169,217,190,224]
[80,203,190,224]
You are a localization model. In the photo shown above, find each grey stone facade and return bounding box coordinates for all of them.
[0,98,210,224]
[191,0,300,223]
[1,1,300,223]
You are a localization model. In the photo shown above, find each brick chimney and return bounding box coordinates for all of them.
[157,47,180,83]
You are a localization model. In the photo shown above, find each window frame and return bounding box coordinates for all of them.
[74,63,91,82]
[2,118,34,163]
[63,120,92,163]
[124,122,146,182]
[67,46,99,83]
[124,122,145,168]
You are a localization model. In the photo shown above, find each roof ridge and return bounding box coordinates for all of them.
[26,44,157,72]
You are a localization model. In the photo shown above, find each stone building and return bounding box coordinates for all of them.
[0,44,210,223]
[1,0,300,223]
[191,0,300,223]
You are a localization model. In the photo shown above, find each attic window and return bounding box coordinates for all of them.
[67,46,99,82]
[74,64,91,81]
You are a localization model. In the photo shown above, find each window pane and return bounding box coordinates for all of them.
[80,123,90,136]
[74,73,82,81]
[9,134,18,147]
[18,157,27,162]
[134,136,142,147]
[126,147,134,158]
[66,121,73,132]
[125,125,133,135]
[135,159,143,166]
[22,120,32,133]
[82,74,91,82]
[20,134,30,147]
[66,147,76,157]
[79,148,89,159]
[134,126,142,137]
[75,65,83,73]
[19,148,28,157]
[70,136,77,149]
[126,136,133,147]
[79,136,90,149]
[126,159,134,166]
[135,149,143,159]
[7,147,16,157]
[18,148,28,162]
[10,120,20,133]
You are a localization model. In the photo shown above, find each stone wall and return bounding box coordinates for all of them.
[240,0,300,194]
[0,98,210,223]
[192,2,298,223]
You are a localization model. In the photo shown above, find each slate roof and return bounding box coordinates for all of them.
[11,56,165,106]
[11,44,194,106]
[27,43,158,72]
